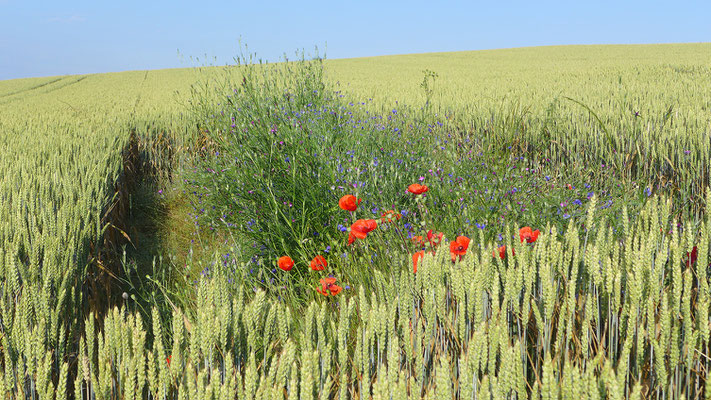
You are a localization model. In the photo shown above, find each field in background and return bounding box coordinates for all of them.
[4,43,708,118]
[1,43,710,398]
[327,43,711,111]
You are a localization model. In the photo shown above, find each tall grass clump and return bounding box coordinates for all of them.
[191,53,336,257]
[186,54,652,302]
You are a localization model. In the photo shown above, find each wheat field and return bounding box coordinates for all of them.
[0,43,710,398]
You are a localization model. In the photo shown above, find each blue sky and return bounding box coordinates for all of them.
[1,0,709,80]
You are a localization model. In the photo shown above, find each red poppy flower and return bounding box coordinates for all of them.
[408,184,429,195]
[411,235,425,246]
[450,236,471,262]
[380,210,402,223]
[310,255,327,271]
[339,195,361,211]
[567,184,573,190]
[166,355,171,366]
[347,232,355,245]
[493,245,515,259]
[427,230,444,247]
[684,246,698,267]
[519,227,540,243]
[413,251,425,273]
[350,219,378,240]
[278,256,294,271]
[317,277,343,296]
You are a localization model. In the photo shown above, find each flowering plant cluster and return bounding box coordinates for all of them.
[331,184,543,277]
[187,59,659,306]
[277,254,343,297]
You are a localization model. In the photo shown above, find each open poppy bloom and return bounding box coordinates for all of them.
[519,227,540,243]
[684,246,698,267]
[380,210,402,223]
[427,230,444,247]
[310,255,327,271]
[317,277,343,296]
[493,245,514,259]
[450,236,471,262]
[413,251,425,273]
[339,195,362,211]
[278,256,294,271]
[408,184,429,195]
[350,219,378,240]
